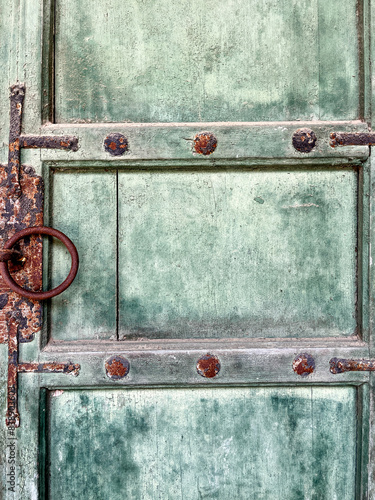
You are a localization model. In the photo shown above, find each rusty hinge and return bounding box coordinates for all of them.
[330,358,375,374]
[329,132,375,148]
[1,83,81,427]
[292,127,375,152]
[6,315,79,427]
[8,83,78,199]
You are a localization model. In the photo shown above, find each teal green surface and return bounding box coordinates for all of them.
[47,387,357,500]
[50,167,358,340]
[50,170,117,340]
[54,0,359,123]
[118,168,357,339]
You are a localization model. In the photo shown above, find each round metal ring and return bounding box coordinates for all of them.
[0,226,79,300]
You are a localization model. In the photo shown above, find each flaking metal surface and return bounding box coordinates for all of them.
[292,128,317,153]
[330,132,375,147]
[0,164,43,343]
[104,133,128,156]
[0,83,78,341]
[292,353,315,377]
[0,226,79,300]
[21,134,78,151]
[8,84,25,198]
[2,83,81,427]
[193,132,217,155]
[330,357,375,374]
[196,353,221,378]
[105,355,130,380]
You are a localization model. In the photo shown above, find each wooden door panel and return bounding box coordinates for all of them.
[1,0,374,497]
[118,167,357,339]
[50,170,117,340]
[47,387,357,499]
[48,166,358,340]
[53,0,359,123]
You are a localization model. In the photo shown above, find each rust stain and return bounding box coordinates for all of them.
[292,128,317,153]
[293,353,315,377]
[0,164,43,344]
[330,357,375,374]
[193,132,217,156]
[197,353,221,378]
[105,355,130,380]
[104,133,129,156]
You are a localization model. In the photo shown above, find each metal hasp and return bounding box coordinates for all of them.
[330,131,375,147]
[6,315,79,428]
[8,83,78,199]
[330,358,375,374]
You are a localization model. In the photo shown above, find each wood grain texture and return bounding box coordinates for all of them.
[49,170,117,340]
[47,387,357,500]
[118,168,358,339]
[54,0,359,123]
[0,0,373,497]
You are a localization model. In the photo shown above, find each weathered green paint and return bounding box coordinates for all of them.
[0,0,375,498]
[48,167,358,340]
[40,121,370,164]
[49,169,117,340]
[54,0,359,123]
[47,387,357,500]
[118,168,357,339]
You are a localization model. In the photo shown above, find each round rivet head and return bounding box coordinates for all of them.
[193,132,217,155]
[293,353,315,377]
[104,133,129,156]
[292,128,317,153]
[197,353,221,378]
[105,355,130,380]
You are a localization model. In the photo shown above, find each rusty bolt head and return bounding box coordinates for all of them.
[197,353,221,378]
[104,133,129,156]
[10,83,25,101]
[292,128,317,153]
[293,353,315,377]
[105,355,130,380]
[193,132,217,155]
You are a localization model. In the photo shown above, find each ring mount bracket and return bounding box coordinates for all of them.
[0,226,79,300]
[0,164,44,344]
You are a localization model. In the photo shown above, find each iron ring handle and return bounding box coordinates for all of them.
[0,226,79,300]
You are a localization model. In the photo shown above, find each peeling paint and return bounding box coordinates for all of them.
[0,164,43,343]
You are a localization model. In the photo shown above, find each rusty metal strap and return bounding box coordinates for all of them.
[330,358,375,374]
[8,83,78,199]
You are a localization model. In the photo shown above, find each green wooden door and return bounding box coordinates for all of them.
[1,0,375,498]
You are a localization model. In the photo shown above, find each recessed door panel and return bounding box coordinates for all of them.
[49,166,358,341]
[47,387,357,500]
[54,0,359,123]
